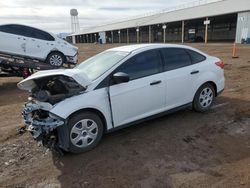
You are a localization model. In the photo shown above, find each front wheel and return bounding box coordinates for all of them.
[46,52,65,67]
[193,83,215,112]
[68,112,104,153]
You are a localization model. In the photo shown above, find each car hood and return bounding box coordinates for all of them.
[17,68,91,91]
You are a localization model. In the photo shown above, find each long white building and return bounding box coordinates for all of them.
[68,0,250,44]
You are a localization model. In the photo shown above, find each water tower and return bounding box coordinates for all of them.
[70,9,80,33]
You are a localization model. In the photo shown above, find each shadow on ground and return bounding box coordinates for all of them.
[52,96,250,188]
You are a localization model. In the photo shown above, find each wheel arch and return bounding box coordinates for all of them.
[46,50,66,62]
[193,81,218,101]
[67,108,108,132]
[206,81,217,96]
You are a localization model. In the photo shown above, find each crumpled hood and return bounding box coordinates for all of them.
[17,68,91,91]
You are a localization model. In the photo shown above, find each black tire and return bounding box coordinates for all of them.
[193,83,215,112]
[46,52,65,67]
[68,112,103,154]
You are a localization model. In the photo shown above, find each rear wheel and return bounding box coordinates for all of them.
[68,112,103,153]
[46,52,65,67]
[193,83,215,112]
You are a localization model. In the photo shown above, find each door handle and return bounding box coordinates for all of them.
[190,70,199,75]
[150,80,162,86]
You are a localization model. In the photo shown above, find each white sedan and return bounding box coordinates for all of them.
[0,24,78,66]
[18,44,225,153]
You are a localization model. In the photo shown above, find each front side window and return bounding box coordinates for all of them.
[116,50,161,80]
[77,51,129,81]
[161,48,192,71]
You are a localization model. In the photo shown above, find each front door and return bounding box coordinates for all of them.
[109,49,166,127]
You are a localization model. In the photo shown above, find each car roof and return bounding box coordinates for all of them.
[0,23,56,37]
[106,43,194,53]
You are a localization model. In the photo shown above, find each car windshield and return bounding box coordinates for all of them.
[76,50,129,81]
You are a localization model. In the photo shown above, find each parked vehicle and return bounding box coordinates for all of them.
[18,44,225,153]
[0,24,78,67]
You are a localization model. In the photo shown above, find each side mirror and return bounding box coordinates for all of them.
[113,72,130,84]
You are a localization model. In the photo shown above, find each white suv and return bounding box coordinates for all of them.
[18,44,225,153]
[0,24,78,67]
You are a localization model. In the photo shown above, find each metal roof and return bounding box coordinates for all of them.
[72,0,250,35]
[106,43,207,53]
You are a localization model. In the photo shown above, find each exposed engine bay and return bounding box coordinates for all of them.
[22,75,86,153]
[32,75,85,104]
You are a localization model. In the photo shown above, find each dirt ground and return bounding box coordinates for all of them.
[0,43,250,188]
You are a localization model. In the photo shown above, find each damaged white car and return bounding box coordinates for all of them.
[18,44,225,153]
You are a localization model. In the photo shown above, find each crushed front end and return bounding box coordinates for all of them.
[22,99,65,151]
[19,73,87,153]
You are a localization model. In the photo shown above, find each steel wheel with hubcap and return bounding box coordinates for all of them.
[68,112,103,153]
[193,83,215,112]
[46,52,65,67]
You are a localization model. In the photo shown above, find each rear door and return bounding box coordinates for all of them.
[25,27,55,60]
[160,48,200,109]
[0,25,26,56]
[109,49,166,127]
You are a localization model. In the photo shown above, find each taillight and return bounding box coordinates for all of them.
[215,61,224,69]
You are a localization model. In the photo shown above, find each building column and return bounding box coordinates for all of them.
[127,28,129,43]
[182,20,185,43]
[118,30,121,43]
[90,34,93,43]
[163,24,167,43]
[205,17,209,44]
[72,35,76,44]
[149,25,151,43]
[86,35,89,43]
[111,31,114,43]
[136,27,140,43]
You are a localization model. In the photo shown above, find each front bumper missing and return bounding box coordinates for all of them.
[66,52,78,65]
[22,101,64,141]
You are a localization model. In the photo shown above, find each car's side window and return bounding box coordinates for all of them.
[0,25,12,34]
[116,50,162,80]
[186,49,206,64]
[161,48,192,71]
[0,24,54,41]
[26,27,55,41]
[34,29,55,41]
[0,24,26,36]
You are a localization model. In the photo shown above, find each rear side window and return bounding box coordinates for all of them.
[161,48,192,71]
[117,50,161,80]
[0,24,54,41]
[25,27,55,41]
[186,49,206,64]
[0,24,27,36]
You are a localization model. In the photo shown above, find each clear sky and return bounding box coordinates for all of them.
[0,0,196,33]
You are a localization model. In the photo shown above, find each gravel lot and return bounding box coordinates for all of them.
[0,43,250,188]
